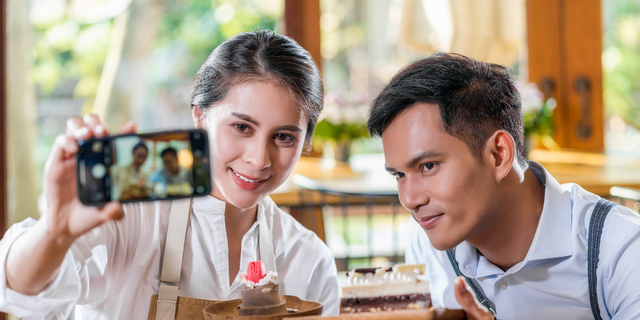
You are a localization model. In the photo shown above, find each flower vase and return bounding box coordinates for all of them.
[333,140,352,163]
[525,134,543,157]
[322,140,352,169]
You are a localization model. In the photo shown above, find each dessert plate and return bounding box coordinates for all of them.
[203,295,323,320]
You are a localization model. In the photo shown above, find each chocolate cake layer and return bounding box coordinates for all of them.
[239,283,281,307]
[238,283,288,316]
[339,293,431,313]
[237,301,287,316]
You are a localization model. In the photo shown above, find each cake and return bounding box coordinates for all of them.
[340,263,431,313]
[236,261,288,316]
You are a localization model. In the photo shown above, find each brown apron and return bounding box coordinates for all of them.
[146,199,277,320]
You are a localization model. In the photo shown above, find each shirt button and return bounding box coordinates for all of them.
[498,281,508,290]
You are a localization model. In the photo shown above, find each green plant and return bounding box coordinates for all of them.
[519,82,555,139]
[314,92,370,143]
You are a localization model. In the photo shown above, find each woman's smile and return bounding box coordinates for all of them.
[230,168,270,191]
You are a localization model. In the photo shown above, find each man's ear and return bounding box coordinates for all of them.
[485,130,515,181]
[192,106,205,129]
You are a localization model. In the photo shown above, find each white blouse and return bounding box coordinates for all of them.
[0,196,339,319]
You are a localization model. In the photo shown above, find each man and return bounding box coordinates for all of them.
[151,147,192,196]
[367,53,640,319]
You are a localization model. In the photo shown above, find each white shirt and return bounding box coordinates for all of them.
[0,196,339,319]
[405,162,640,320]
[111,163,152,200]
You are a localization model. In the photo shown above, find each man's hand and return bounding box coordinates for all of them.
[454,276,494,320]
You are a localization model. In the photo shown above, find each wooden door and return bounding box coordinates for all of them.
[284,0,322,71]
[527,0,604,151]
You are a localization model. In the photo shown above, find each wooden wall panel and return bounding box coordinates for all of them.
[526,0,568,147]
[1,0,8,318]
[527,0,603,151]
[284,0,322,71]
[1,0,7,236]
[562,0,604,151]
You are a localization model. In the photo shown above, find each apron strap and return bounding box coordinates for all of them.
[154,200,276,320]
[156,199,193,320]
[259,214,277,273]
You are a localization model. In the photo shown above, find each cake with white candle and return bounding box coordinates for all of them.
[236,261,287,316]
[340,264,431,313]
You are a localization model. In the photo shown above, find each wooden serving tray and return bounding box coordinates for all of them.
[290,309,466,320]
[203,295,323,320]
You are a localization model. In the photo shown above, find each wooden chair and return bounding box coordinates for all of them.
[291,174,406,271]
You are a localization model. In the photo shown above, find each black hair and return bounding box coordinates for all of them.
[190,29,323,153]
[368,53,527,169]
[132,143,148,154]
[160,147,178,159]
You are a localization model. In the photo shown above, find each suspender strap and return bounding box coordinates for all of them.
[446,198,616,320]
[588,198,616,320]
[156,199,193,320]
[446,248,497,317]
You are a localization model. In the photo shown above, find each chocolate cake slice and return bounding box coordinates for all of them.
[238,283,287,316]
[340,264,431,313]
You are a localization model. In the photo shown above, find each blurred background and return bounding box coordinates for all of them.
[2,0,640,317]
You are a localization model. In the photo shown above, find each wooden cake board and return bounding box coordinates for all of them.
[291,309,466,320]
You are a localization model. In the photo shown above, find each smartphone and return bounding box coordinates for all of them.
[77,129,212,206]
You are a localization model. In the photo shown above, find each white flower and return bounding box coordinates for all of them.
[517,82,544,113]
[321,91,370,125]
[323,103,343,124]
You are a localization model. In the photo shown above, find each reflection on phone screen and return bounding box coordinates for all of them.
[78,130,210,204]
[111,133,198,200]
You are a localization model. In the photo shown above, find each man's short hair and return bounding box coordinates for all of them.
[367,52,527,169]
[160,147,178,159]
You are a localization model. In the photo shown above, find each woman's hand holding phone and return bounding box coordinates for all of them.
[5,114,132,295]
[43,115,128,241]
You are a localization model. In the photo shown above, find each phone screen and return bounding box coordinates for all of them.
[77,129,212,205]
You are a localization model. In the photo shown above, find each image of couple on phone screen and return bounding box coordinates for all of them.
[110,135,194,201]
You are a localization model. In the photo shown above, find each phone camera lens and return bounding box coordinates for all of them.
[193,132,201,140]
[196,186,205,194]
[92,163,107,179]
[92,141,104,153]
[94,193,104,201]
[194,150,202,158]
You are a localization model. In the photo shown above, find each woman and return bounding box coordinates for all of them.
[112,142,152,200]
[0,30,338,319]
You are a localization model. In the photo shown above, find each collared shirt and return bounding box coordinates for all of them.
[150,167,193,197]
[0,196,339,319]
[151,167,192,186]
[405,162,640,319]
